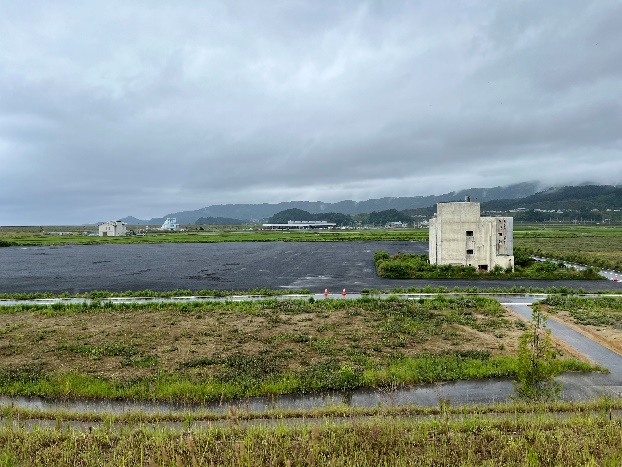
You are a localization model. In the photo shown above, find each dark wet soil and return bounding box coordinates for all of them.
[0,241,615,294]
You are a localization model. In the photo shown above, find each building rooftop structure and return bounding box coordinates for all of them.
[262,220,336,230]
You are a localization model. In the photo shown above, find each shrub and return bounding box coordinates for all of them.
[513,306,562,401]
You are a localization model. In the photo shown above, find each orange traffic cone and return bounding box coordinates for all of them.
[342,288,347,296]
[324,288,329,297]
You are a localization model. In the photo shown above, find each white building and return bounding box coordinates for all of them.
[160,218,178,231]
[98,221,127,237]
[429,201,514,271]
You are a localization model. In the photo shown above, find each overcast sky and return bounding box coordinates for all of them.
[1,1,621,224]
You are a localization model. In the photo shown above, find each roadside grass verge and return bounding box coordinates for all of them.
[0,297,600,402]
[538,295,622,355]
[541,295,622,329]
[0,355,594,403]
[2,284,621,302]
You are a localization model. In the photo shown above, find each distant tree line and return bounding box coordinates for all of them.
[267,208,416,227]
[267,209,355,226]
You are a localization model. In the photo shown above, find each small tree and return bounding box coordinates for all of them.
[513,305,562,401]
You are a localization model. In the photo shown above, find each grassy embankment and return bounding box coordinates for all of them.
[0,297,597,402]
[1,409,622,465]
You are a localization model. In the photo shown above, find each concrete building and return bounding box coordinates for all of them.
[98,221,127,237]
[429,201,513,271]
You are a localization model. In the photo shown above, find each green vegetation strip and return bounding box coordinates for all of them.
[1,410,622,465]
[2,286,621,302]
[0,297,599,403]
[374,250,603,280]
[3,397,621,424]
[0,288,310,301]
[0,229,427,247]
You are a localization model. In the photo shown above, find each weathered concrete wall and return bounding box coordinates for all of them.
[98,221,127,237]
[429,202,513,270]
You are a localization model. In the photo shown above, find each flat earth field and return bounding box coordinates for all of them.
[0,297,592,402]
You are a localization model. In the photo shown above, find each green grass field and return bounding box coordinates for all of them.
[514,226,622,270]
[0,228,428,247]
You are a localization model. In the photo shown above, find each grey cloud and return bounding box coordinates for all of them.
[1,1,621,224]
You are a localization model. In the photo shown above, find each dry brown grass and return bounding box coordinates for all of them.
[0,299,536,381]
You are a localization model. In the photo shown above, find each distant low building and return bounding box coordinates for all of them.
[262,220,337,230]
[385,221,406,228]
[98,221,127,237]
[429,200,513,271]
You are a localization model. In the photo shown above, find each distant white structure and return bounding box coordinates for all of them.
[385,221,406,228]
[262,220,337,230]
[98,221,127,237]
[160,218,178,231]
[429,200,514,271]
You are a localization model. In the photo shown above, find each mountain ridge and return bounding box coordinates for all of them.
[122,181,542,225]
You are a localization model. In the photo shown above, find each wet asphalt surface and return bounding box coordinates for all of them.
[0,241,618,294]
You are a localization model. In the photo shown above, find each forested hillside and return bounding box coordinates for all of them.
[122,184,621,226]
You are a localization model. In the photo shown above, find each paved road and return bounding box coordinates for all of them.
[1,242,618,293]
[504,301,622,400]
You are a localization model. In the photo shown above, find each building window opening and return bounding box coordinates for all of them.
[466,249,474,255]
[466,230,473,236]
[478,264,488,271]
